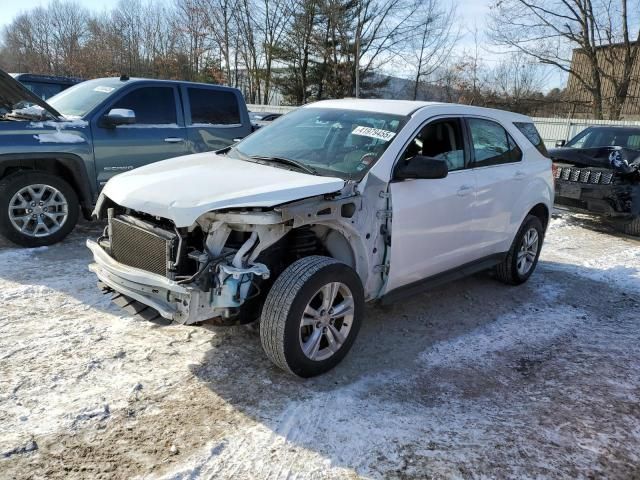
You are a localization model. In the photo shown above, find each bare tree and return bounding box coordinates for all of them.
[488,0,640,119]
[491,53,549,112]
[406,0,459,100]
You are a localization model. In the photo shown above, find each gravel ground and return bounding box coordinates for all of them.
[1,212,639,479]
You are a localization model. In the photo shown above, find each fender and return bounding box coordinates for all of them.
[0,152,96,218]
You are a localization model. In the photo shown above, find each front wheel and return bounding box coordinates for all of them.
[495,215,544,285]
[0,171,79,247]
[260,256,364,377]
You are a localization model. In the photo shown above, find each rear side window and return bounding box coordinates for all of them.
[188,88,240,125]
[514,122,549,157]
[468,118,522,167]
[112,87,177,124]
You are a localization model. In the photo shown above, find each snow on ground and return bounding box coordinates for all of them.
[32,132,86,143]
[1,212,639,479]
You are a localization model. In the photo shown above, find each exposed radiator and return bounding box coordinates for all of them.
[109,216,176,277]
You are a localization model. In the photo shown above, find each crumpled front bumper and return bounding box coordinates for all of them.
[554,179,639,218]
[87,239,205,323]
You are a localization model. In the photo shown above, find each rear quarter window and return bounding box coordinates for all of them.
[514,122,549,157]
[188,88,241,125]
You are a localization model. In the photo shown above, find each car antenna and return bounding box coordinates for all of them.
[120,74,130,81]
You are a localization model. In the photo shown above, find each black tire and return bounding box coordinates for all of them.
[260,256,364,377]
[496,215,544,285]
[0,171,79,247]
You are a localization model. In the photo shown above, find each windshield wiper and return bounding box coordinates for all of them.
[249,155,318,175]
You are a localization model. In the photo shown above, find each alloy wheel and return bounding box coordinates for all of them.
[299,281,355,362]
[8,184,69,238]
[517,227,539,276]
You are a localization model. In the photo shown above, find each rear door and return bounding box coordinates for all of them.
[385,116,481,293]
[182,85,251,152]
[91,84,188,188]
[466,117,526,255]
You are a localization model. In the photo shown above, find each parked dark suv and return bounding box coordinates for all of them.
[550,126,640,236]
[0,70,253,246]
[10,73,83,100]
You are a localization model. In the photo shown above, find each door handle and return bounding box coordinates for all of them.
[164,137,184,143]
[457,185,473,196]
[233,138,243,143]
[514,170,526,180]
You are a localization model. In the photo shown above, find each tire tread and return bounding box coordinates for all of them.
[260,256,341,374]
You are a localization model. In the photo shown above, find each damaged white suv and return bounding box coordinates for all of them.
[87,100,554,377]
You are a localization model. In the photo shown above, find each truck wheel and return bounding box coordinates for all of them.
[0,171,79,247]
[260,256,364,377]
[496,215,544,285]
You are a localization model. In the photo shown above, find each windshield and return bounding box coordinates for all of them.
[566,128,640,150]
[230,107,407,179]
[48,78,127,117]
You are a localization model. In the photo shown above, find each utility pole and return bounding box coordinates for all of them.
[355,34,360,98]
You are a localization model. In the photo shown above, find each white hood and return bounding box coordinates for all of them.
[102,152,345,227]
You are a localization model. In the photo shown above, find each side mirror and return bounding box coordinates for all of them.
[394,155,448,180]
[102,108,136,127]
[555,140,566,147]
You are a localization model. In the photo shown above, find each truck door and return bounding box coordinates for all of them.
[182,85,252,152]
[384,117,482,294]
[91,85,188,188]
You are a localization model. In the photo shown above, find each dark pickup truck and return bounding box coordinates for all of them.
[550,126,640,236]
[0,70,252,246]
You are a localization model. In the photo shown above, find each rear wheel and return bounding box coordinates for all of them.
[0,171,79,247]
[260,256,364,377]
[496,215,544,285]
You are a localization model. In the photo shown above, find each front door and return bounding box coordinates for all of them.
[385,117,481,293]
[92,85,188,188]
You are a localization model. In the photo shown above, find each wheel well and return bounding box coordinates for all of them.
[267,225,356,271]
[0,156,93,218]
[528,203,550,230]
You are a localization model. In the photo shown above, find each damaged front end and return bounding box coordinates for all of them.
[87,183,375,325]
[551,147,640,218]
[87,209,276,324]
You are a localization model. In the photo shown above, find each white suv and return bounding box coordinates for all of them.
[87,100,554,377]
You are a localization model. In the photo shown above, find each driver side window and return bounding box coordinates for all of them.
[403,118,466,171]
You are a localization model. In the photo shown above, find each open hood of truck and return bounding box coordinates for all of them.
[101,153,346,227]
[0,68,62,120]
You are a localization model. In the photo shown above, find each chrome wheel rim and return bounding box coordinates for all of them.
[8,184,68,238]
[517,227,539,276]
[299,282,354,362]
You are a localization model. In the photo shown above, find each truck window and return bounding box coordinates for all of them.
[112,87,177,125]
[22,82,66,100]
[188,88,240,125]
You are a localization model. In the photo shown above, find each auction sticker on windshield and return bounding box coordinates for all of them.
[352,126,396,142]
[94,86,115,93]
